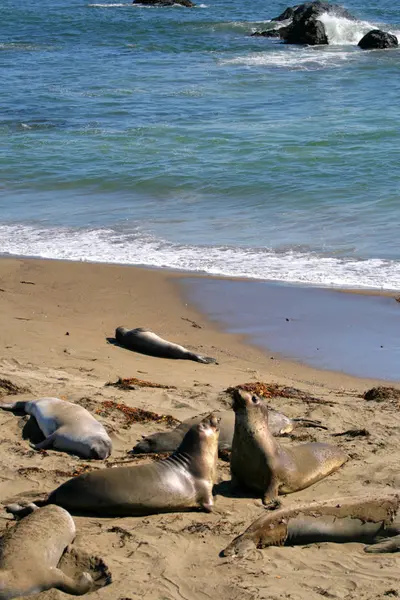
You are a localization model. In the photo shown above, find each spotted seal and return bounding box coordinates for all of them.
[115,327,216,363]
[221,493,400,557]
[0,397,112,459]
[230,390,347,504]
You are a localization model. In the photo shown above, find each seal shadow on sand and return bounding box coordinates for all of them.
[213,480,265,502]
[20,415,46,445]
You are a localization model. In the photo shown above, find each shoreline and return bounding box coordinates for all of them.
[0,254,397,387]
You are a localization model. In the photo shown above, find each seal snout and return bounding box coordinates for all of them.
[232,388,255,411]
[199,413,220,434]
[90,439,112,460]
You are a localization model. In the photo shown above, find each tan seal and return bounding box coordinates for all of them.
[230,390,347,504]
[115,326,217,363]
[27,414,219,517]
[0,505,94,599]
[221,492,400,557]
[132,409,326,454]
[0,397,112,459]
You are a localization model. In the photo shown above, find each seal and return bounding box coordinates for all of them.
[230,390,347,504]
[0,504,94,599]
[27,414,219,517]
[132,409,326,454]
[0,397,112,459]
[221,493,400,557]
[115,327,217,364]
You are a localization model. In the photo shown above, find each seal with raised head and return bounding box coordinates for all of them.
[230,390,347,504]
[0,504,94,599]
[221,493,400,557]
[132,409,326,454]
[115,327,217,364]
[29,414,219,516]
[0,397,112,459]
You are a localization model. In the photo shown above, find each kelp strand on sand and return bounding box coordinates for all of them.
[0,378,30,398]
[96,400,179,427]
[105,377,176,390]
[225,381,327,404]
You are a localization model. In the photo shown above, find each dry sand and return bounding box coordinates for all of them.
[0,256,399,600]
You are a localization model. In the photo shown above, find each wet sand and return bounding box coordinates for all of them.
[0,256,399,600]
[181,278,400,381]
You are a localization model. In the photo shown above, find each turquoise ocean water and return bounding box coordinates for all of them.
[1,0,400,290]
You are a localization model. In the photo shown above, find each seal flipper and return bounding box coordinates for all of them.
[50,568,93,596]
[292,418,328,430]
[0,400,29,412]
[190,354,217,364]
[31,433,56,451]
[365,534,400,553]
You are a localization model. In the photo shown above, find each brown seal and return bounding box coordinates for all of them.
[221,492,400,557]
[0,505,94,599]
[115,327,216,363]
[132,409,326,454]
[230,390,347,504]
[23,414,219,517]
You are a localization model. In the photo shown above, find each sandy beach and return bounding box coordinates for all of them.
[0,256,399,600]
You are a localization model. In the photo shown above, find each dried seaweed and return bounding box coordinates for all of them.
[0,378,30,398]
[105,377,175,390]
[96,400,179,427]
[332,429,370,438]
[363,387,400,403]
[225,382,328,404]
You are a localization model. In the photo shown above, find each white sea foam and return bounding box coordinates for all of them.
[1,224,399,291]
[220,49,354,70]
[319,14,378,45]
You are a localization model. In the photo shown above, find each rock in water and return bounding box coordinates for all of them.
[358,30,398,49]
[266,1,357,45]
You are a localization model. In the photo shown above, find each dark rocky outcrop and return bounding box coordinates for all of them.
[133,0,195,6]
[252,2,357,45]
[271,1,355,24]
[358,29,398,49]
[251,29,282,38]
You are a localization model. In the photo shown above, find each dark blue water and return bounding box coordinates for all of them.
[1,0,400,289]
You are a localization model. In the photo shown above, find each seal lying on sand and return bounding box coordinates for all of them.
[133,409,326,454]
[230,390,347,504]
[115,327,217,364]
[0,397,112,459]
[0,505,94,598]
[13,414,219,517]
[221,493,400,557]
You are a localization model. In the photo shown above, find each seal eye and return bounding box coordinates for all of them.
[251,395,259,404]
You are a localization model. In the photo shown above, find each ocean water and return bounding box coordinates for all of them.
[1,0,400,291]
